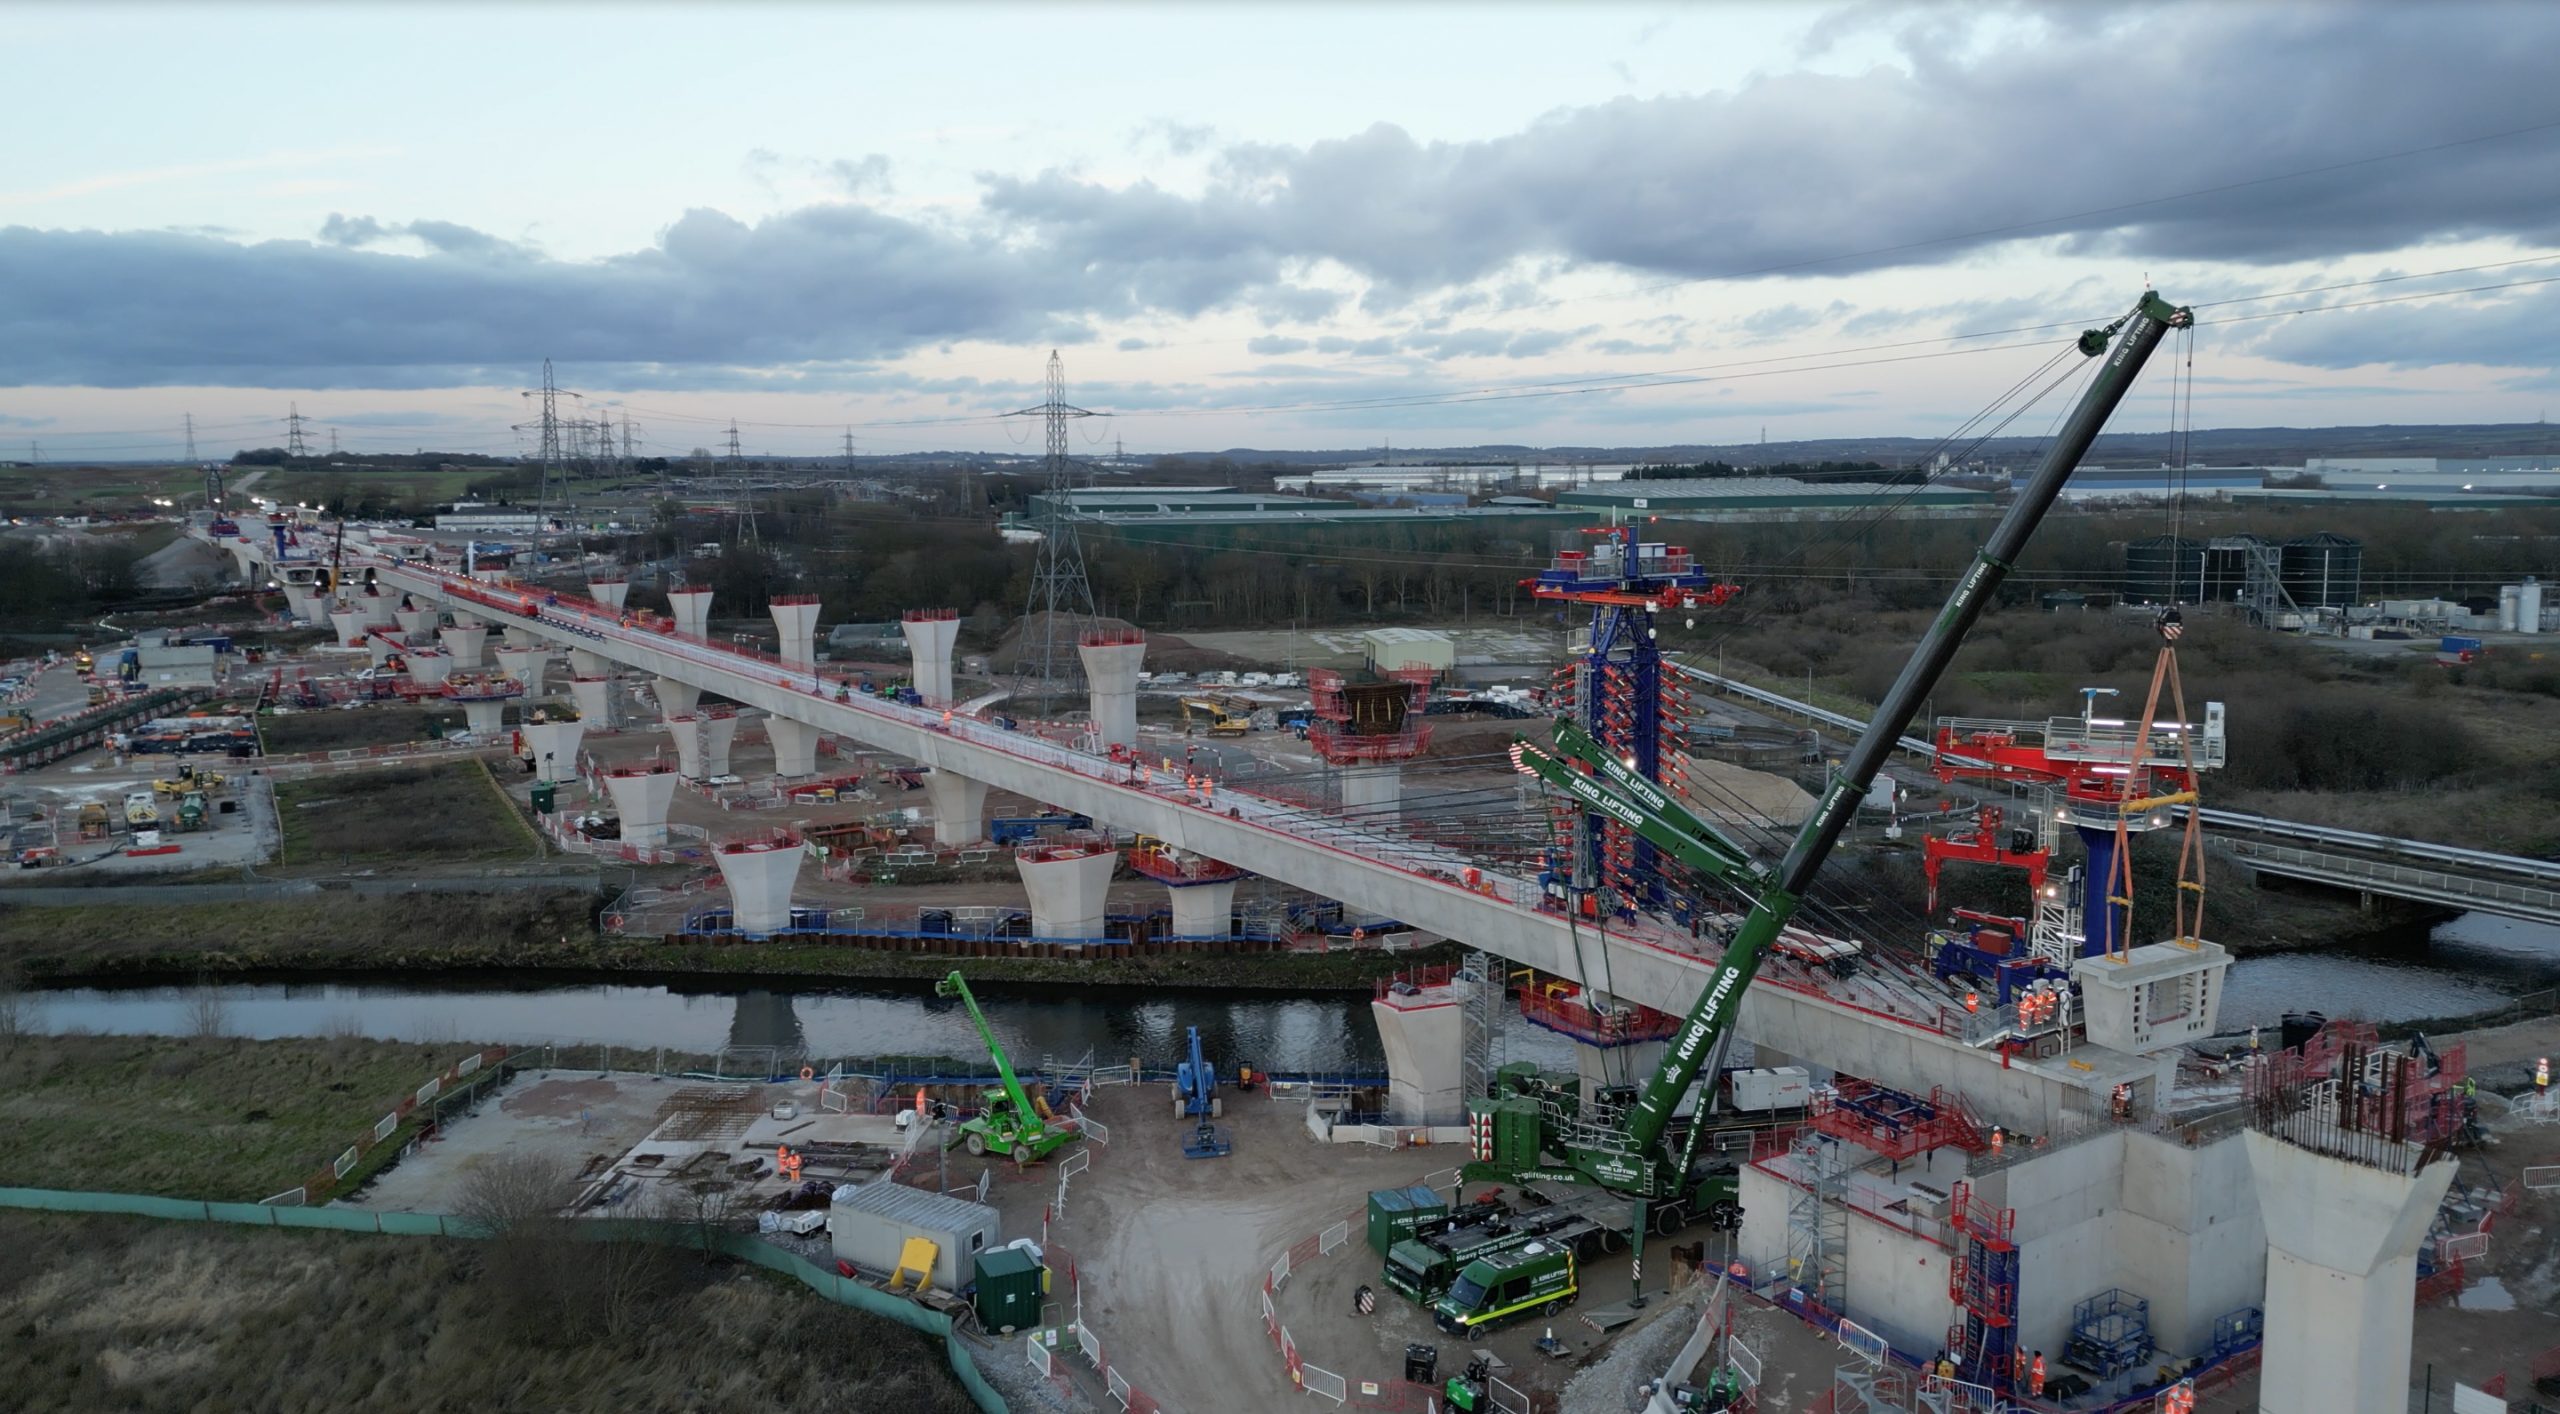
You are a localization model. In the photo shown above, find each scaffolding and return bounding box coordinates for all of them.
[1786,1130,1850,1312]
[1945,1179,2019,1392]
[1459,950,1502,1104]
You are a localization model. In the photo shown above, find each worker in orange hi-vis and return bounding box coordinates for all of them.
[2012,1347,2027,1390]
[2029,1352,2046,1398]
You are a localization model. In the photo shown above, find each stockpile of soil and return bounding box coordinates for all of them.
[984,612,1250,675]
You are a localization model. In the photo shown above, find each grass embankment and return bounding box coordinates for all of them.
[0,1214,975,1414]
[259,704,457,755]
[0,1034,500,1200]
[274,761,540,866]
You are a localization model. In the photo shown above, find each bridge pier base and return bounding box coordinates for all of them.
[328,607,370,648]
[924,769,989,846]
[461,699,508,738]
[2245,1130,2454,1414]
[716,836,804,936]
[1340,763,1402,819]
[656,675,702,722]
[1167,879,1238,939]
[604,766,677,846]
[439,625,488,669]
[766,715,820,778]
[405,650,451,687]
[570,675,616,728]
[1373,980,1468,1125]
[281,585,327,625]
[359,594,399,631]
[495,647,546,694]
[666,713,739,780]
[904,609,959,704]
[364,635,401,669]
[519,720,585,784]
[1018,846,1118,940]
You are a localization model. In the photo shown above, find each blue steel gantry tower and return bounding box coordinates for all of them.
[1526,524,1738,915]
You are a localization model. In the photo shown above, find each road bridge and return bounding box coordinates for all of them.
[1673,663,2560,925]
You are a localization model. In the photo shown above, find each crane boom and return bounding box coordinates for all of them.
[1510,738,1766,893]
[1545,715,1759,879]
[1612,292,2191,1162]
[935,970,1041,1124]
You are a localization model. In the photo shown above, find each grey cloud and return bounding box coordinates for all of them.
[1117,337,1154,351]
[1133,119,1215,157]
[1247,335,1311,355]
[1314,336,1398,356]
[2239,283,2560,372]
[0,411,53,427]
[1590,338,1680,356]
[826,155,894,195]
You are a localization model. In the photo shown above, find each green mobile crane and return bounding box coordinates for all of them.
[934,970,1082,1164]
[1487,293,2193,1229]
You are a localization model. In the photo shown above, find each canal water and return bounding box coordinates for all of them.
[23,914,2555,1065]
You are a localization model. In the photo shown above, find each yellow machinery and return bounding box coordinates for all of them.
[153,764,226,796]
[76,802,110,840]
[1180,695,1254,737]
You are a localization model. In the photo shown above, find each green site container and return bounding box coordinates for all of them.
[1496,1097,1543,1175]
[1368,1184,1448,1257]
[530,781,557,814]
[973,1247,1045,1335]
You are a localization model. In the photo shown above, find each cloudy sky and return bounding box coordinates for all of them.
[5,1,2557,462]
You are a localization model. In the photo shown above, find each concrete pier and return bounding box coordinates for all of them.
[1017,845,1118,939]
[668,586,714,640]
[766,715,820,778]
[703,712,738,777]
[1373,978,1468,1124]
[903,608,959,704]
[570,675,615,727]
[1077,629,1146,754]
[715,833,804,936]
[282,585,327,625]
[770,595,821,669]
[449,609,483,631]
[519,720,585,781]
[460,699,508,737]
[404,649,452,687]
[2246,1131,2455,1414]
[924,769,989,846]
[501,626,534,650]
[568,648,611,678]
[364,634,400,668]
[396,606,436,640]
[359,595,399,629]
[587,575,629,610]
[439,624,488,669]
[494,646,546,694]
[604,765,678,847]
[667,715,708,779]
[1340,763,1402,819]
[1168,879,1238,938]
[655,675,702,722]
[328,606,370,648]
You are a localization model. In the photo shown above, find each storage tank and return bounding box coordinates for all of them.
[2498,585,2522,631]
[2278,533,2362,609]
[2122,534,2203,605]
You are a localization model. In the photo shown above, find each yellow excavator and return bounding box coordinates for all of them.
[1180,695,1255,737]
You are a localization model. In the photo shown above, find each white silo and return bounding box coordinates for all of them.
[2498,585,2521,631]
[2521,576,2545,635]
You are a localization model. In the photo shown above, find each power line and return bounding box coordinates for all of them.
[285,403,310,460]
[1011,349,1103,689]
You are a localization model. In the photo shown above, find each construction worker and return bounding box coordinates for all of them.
[1989,1127,2004,1156]
[1964,991,1980,1014]
[2012,1347,2027,1390]
[2029,1352,2046,1398]
[2112,1083,2133,1121]
[2538,1057,2550,1094]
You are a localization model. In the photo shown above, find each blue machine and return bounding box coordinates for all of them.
[1176,1025,1231,1158]
[1931,909,2070,1003]
[989,813,1093,846]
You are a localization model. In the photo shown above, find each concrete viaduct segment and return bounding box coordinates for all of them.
[378,560,2160,1134]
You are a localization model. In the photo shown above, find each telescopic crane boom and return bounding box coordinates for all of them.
[1526,293,2191,1193]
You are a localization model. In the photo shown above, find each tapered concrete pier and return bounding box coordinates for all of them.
[770,595,821,669]
[604,764,678,847]
[587,575,629,610]
[1078,629,1145,754]
[668,586,714,639]
[767,716,820,778]
[903,608,959,704]
[924,769,989,846]
[715,831,805,935]
[1017,843,1118,940]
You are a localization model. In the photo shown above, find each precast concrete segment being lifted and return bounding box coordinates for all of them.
[770,595,821,669]
[656,675,702,722]
[404,649,453,687]
[903,609,960,704]
[1016,845,1117,939]
[2246,1132,2457,1414]
[494,646,546,694]
[439,625,488,669]
[766,715,821,777]
[604,766,678,847]
[569,675,615,728]
[668,586,714,640]
[924,769,989,846]
[587,575,629,610]
[519,720,585,780]
[1077,630,1145,754]
[715,834,805,935]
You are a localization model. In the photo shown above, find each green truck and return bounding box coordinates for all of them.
[1432,1241,1577,1336]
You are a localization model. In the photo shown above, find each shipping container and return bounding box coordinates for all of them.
[830,1180,1000,1291]
[1367,1185,1448,1257]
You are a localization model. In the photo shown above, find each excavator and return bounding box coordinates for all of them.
[1480,293,2193,1235]
[1179,694,1256,737]
[934,970,1082,1165]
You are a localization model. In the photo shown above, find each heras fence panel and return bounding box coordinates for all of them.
[1109,1368,1134,1409]
[1027,1334,1054,1379]
[1302,1365,1348,1405]
[1838,1318,1891,1368]
[1076,1320,1105,1368]
[1320,1220,1352,1257]
[1488,1374,1531,1414]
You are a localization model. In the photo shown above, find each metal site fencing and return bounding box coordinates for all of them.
[0,1185,1006,1413]
[1253,1168,1543,1412]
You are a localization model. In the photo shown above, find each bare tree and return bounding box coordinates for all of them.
[456,1153,675,1345]
[183,982,229,1039]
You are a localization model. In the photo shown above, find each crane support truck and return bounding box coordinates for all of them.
[1485,293,2192,1248]
[933,970,1081,1165]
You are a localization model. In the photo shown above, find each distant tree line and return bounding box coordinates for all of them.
[1625,459,1915,484]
